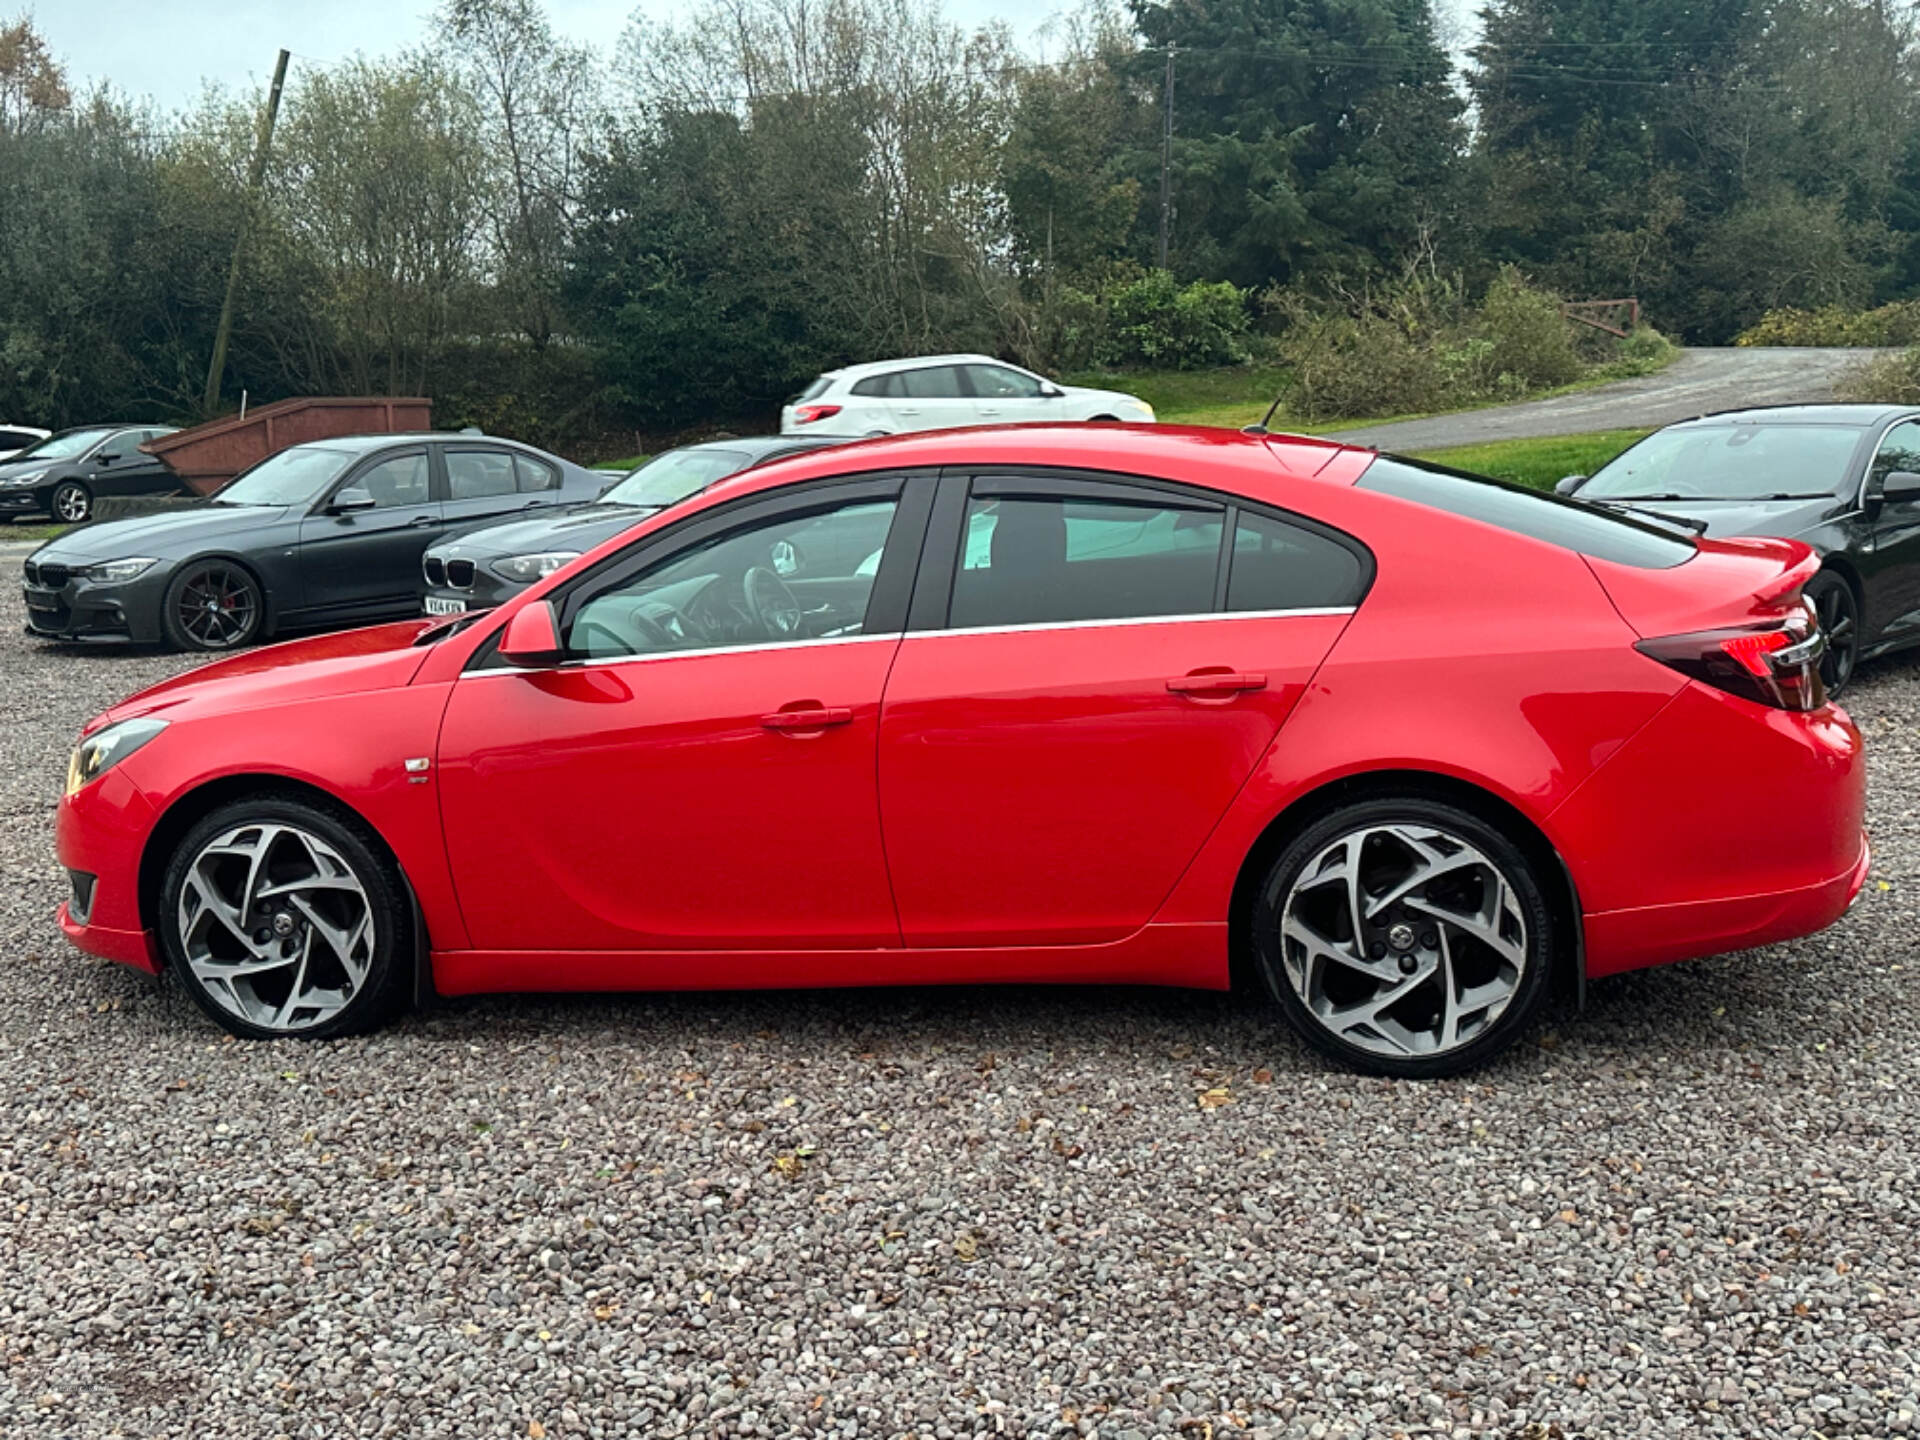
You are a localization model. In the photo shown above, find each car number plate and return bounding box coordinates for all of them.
[424,596,467,616]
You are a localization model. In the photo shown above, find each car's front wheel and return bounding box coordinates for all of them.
[50,480,91,523]
[161,561,264,651]
[1249,797,1556,1078]
[159,795,411,1039]
[1805,572,1859,698]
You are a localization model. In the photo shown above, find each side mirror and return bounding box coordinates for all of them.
[1038,381,1064,398]
[96,452,121,465]
[1554,474,1588,496]
[498,600,566,667]
[328,487,377,515]
[1882,470,1920,506]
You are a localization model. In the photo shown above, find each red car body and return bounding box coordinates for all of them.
[55,426,1869,1012]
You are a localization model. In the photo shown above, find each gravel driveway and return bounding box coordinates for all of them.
[4,591,1919,1439]
[1333,347,1889,452]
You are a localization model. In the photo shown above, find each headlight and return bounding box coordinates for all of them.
[65,717,167,796]
[491,551,581,582]
[80,557,158,583]
[2,468,46,485]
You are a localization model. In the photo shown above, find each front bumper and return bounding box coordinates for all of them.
[21,566,171,644]
[0,482,55,517]
[54,765,162,974]
[421,558,525,614]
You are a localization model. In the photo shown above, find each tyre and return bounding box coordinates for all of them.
[50,480,91,523]
[1805,571,1859,698]
[161,561,264,651]
[1249,797,1556,1078]
[158,795,412,1039]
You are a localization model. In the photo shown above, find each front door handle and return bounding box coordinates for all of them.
[1167,669,1267,697]
[408,514,439,528]
[761,703,854,732]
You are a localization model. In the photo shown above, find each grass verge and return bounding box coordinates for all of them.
[1407,429,1652,491]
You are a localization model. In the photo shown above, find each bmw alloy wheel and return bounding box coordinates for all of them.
[1273,821,1533,1064]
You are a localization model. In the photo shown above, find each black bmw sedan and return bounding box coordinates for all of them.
[419,435,842,615]
[22,432,604,650]
[1558,404,1920,695]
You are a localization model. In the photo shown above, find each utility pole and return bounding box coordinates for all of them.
[1157,44,1176,271]
[203,48,290,415]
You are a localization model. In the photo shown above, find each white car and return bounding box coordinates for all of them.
[780,354,1155,437]
[0,424,48,461]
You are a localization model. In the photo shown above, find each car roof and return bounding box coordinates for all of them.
[697,424,1359,509]
[1667,403,1917,428]
[287,432,538,454]
[669,434,844,460]
[818,353,1003,383]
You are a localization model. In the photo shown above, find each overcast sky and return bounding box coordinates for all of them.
[35,0,1062,112]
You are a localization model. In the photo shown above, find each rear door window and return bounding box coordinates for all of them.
[445,447,518,500]
[1228,511,1368,611]
[1358,456,1694,569]
[950,484,1223,629]
[899,366,966,400]
[515,454,560,493]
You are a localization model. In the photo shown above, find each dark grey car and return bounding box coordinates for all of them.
[1557,404,1920,696]
[22,433,604,650]
[420,435,843,615]
[0,425,182,523]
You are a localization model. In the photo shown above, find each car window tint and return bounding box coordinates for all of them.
[354,452,432,509]
[0,429,35,447]
[569,497,900,660]
[898,366,963,400]
[852,375,890,398]
[1359,456,1693,570]
[515,454,560,493]
[446,448,518,500]
[966,365,1043,399]
[1871,421,1920,486]
[797,377,832,402]
[1228,511,1367,610]
[950,494,1223,629]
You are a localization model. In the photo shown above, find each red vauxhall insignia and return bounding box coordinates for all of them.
[53,426,1868,1076]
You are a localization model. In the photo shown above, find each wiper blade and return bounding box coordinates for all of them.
[1756,493,1828,500]
[1586,497,1709,535]
[1594,492,1690,501]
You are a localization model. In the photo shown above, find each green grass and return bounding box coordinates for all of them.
[2,521,71,543]
[1407,428,1652,491]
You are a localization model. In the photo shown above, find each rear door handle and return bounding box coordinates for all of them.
[408,514,439,528]
[1167,670,1267,696]
[761,704,854,732]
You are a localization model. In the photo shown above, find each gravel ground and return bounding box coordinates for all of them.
[4,590,1920,1440]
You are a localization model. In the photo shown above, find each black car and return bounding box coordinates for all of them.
[22,432,605,650]
[0,424,182,523]
[420,435,842,614]
[1558,403,1920,695]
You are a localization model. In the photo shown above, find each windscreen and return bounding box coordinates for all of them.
[1579,424,1863,501]
[15,428,112,461]
[213,446,355,506]
[600,449,751,509]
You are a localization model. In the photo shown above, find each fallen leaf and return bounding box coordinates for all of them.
[1251,1068,1273,1085]
[1197,1087,1233,1110]
[528,1422,547,1439]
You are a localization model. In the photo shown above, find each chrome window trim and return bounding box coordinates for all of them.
[910,606,1357,641]
[464,605,1356,678]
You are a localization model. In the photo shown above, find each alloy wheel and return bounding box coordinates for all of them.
[176,821,374,1034]
[52,483,90,523]
[174,565,259,649]
[1810,577,1857,696]
[1276,823,1529,1061]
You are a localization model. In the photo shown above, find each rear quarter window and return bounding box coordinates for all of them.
[797,377,833,402]
[1358,456,1695,570]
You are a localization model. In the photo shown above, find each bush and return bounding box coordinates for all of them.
[1835,346,1920,405]
[1735,302,1920,347]
[1477,271,1584,389]
[1051,270,1251,370]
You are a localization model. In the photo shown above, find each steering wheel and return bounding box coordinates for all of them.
[742,566,804,640]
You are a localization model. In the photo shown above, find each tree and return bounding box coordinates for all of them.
[0,15,69,134]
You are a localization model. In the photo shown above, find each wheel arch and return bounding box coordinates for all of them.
[1225,767,1585,1007]
[136,774,427,994]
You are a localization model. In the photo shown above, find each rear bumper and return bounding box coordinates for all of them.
[1585,831,1869,977]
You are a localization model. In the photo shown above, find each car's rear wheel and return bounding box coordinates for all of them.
[1805,572,1858,698]
[159,795,411,1040]
[161,561,264,652]
[51,481,91,523]
[1249,798,1555,1078]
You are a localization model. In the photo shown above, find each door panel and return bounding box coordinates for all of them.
[439,637,904,952]
[885,364,975,433]
[878,614,1348,947]
[1867,420,1920,641]
[296,449,441,615]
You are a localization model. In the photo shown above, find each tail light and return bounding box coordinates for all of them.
[792,404,842,425]
[1636,602,1827,712]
